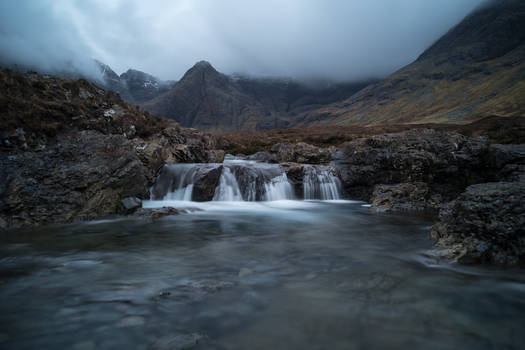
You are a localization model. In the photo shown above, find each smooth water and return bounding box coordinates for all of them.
[1,201,525,349]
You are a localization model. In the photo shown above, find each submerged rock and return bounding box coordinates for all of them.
[431,182,525,265]
[132,207,201,220]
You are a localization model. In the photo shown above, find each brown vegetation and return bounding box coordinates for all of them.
[219,116,525,155]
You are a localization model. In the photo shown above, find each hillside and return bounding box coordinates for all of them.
[97,61,175,105]
[298,0,525,126]
[141,61,370,133]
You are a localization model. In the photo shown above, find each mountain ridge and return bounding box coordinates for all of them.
[141,60,372,133]
[298,0,525,126]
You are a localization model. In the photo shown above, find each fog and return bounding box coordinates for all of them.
[0,0,485,82]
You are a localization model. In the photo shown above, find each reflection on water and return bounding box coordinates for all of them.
[1,201,524,349]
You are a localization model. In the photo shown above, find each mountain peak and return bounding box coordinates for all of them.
[193,60,214,69]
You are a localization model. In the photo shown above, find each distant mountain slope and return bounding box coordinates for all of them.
[299,0,525,126]
[97,61,175,105]
[141,61,370,132]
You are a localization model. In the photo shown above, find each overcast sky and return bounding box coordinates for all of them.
[0,0,485,82]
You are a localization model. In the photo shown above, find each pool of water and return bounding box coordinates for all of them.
[1,201,524,349]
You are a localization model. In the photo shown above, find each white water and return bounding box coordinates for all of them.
[151,159,342,202]
[213,167,243,201]
[263,173,295,201]
[303,165,342,200]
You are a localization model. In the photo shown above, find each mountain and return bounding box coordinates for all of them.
[298,0,525,126]
[96,61,175,105]
[141,61,371,133]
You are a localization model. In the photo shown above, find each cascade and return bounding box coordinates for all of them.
[303,165,342,200]
[213,167,243,201]
[150,158,342,202]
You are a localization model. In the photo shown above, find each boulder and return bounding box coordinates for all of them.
[270,142,332,164]
[119,196,142,214]
[431,182,525,265]
[370,182,439,212]
[0,131,148,228]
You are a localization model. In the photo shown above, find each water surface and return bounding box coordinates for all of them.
[1,201,524,349]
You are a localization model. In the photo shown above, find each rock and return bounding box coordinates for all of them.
[119,196,142,214]
[132,207,185,220]
[270,142,332,164]
[207,149,225,163]
[0,131,148,228]
[333,129,491,205]
[149,164,223,201]
[431,182,525,265]
[370,182,438,212]
[0,69,220,229]
[246,151,277,163]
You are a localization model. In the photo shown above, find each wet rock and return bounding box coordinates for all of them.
[119,196,142,214]
[431,182,525,265]
[370,182,439,212]
[0,131,148,228]
[207,149,225,163]
[132,207,190,220]
[150,164,223,201]
[245,151,277,163]
[333,129,493,205]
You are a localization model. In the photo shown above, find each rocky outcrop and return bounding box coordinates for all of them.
[370,182,438,212]
[334,128,525,206]
[431,182,525,266]
[0,69,219,228]
[270,142,332,164]
[0,131,147,228]
[334,128,490,203]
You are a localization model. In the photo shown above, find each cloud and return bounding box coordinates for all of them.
[0,0,485,82]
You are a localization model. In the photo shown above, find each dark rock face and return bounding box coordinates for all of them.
[431,182,525,266]
[0,131,148,227]
[0,69,219,228]
[270,142,332,164]
[333,129,491,203]
[370,182,436,212]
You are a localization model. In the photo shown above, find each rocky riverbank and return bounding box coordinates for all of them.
[250,128,525,265]
[0,69,222,228]
[1,69,524,266]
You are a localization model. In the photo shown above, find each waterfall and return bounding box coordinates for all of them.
[303,166,342,200]
[150,159,342,202]
[264,173,295,201]
[150,164,205,201]
[213,167,243,201]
